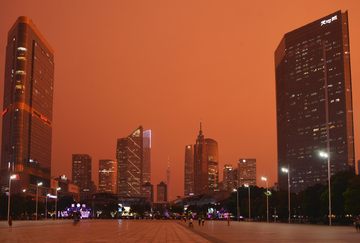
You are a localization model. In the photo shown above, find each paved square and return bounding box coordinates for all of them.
[0,219,358,242]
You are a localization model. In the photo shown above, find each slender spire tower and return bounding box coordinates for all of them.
[167,159,170,202]
[198,120,204,139]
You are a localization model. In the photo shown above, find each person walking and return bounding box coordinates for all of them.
[228,217,230,226]
[355,215,360,233]
[198,217,201,226]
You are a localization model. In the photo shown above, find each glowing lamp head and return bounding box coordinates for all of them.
[320,152,328,158]
[57,187,61,191]
[261,177,267,181]
[282,168,288,173]
[37,182,43,186]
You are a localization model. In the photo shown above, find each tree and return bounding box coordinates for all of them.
[10,193,27,217]
[344,175,360,215]
[302,183,326,220]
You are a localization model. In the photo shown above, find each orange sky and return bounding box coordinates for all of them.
[0,1,359,201]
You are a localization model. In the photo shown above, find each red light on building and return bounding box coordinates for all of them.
[2,108,8,116]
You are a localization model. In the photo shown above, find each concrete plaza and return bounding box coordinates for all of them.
[0,219,358,242]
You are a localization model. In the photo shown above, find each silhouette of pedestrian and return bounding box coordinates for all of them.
[198,217,201,226]
[8,216,12,227]
[228,217,230,226]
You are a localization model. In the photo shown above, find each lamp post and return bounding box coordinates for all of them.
[55,187,61,219]
[36,181,43,220]
[7,174,16,225]
[262,176,268,223]
[46,193,50,219]
[244,184,250,220]
[320,151,331,225]
[282,165,290,224]
[234,188,239,221]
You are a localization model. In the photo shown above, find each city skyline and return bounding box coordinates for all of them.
[0,1,359,200]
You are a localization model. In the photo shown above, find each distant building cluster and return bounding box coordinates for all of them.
[183,123,256,196]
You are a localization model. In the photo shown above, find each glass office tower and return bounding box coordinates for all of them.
[275,11,354,192]
[1,17,54,195]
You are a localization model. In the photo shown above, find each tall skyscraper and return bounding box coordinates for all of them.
[275,10,355,193]
[98,159,117,194]
[117,126,143,197]
[157,181,167,202]
[193,122,209,195]
[72,154,93,200]
[238,159,256,187]
[143,130,151,183]
[184,145,194,196]
[1,17,54,195]
[205,138,219,190]
[185,122,219,195]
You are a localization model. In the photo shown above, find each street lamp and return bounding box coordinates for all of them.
[234,188,240,221]
[282,165,290,224]
[55,187,61,219]
[7,174,16,225]
[262,176,269,223]
[36,181,43,220]
[320,151,331,225]
[244,184,250,220]
[46,193,50,219]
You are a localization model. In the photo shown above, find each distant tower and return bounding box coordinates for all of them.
[98,159,117,194]
[157,181,167,202]
[186,122,219,195]
[72,154,93,200]
[238,159,256,187]
[117,126,143,197]
[143,130,151,183]
[167,160,170,201]
[223,164,233,191]
[194,121,208,195]
[184,145,194,195]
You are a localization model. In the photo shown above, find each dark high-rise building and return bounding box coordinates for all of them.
[117,126,143,197]
[157,181,167,202]
[143,130,151,183]
[238,159,256,187]
[72,154,93,200]
[275,10,355,193]
[98,159,117,194]
[184,145,194,196]
[1,17,54,195]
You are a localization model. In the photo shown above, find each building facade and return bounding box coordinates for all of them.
[72,154,93,200]
[275,10,355,192]
[193,123,209,195]
[117,126,143,197]
[184,145,194,196]
[206,138,219,190]
[98,159,117,194]
[223,164,233,191]
[142,182,153,203]
[238,159,256,187]
[157,181,167,202]
[1,17,54,196]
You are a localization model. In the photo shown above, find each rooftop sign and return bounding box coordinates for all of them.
[321,15,337,26]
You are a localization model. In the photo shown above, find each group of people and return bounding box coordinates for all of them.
[182,217,204,228]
